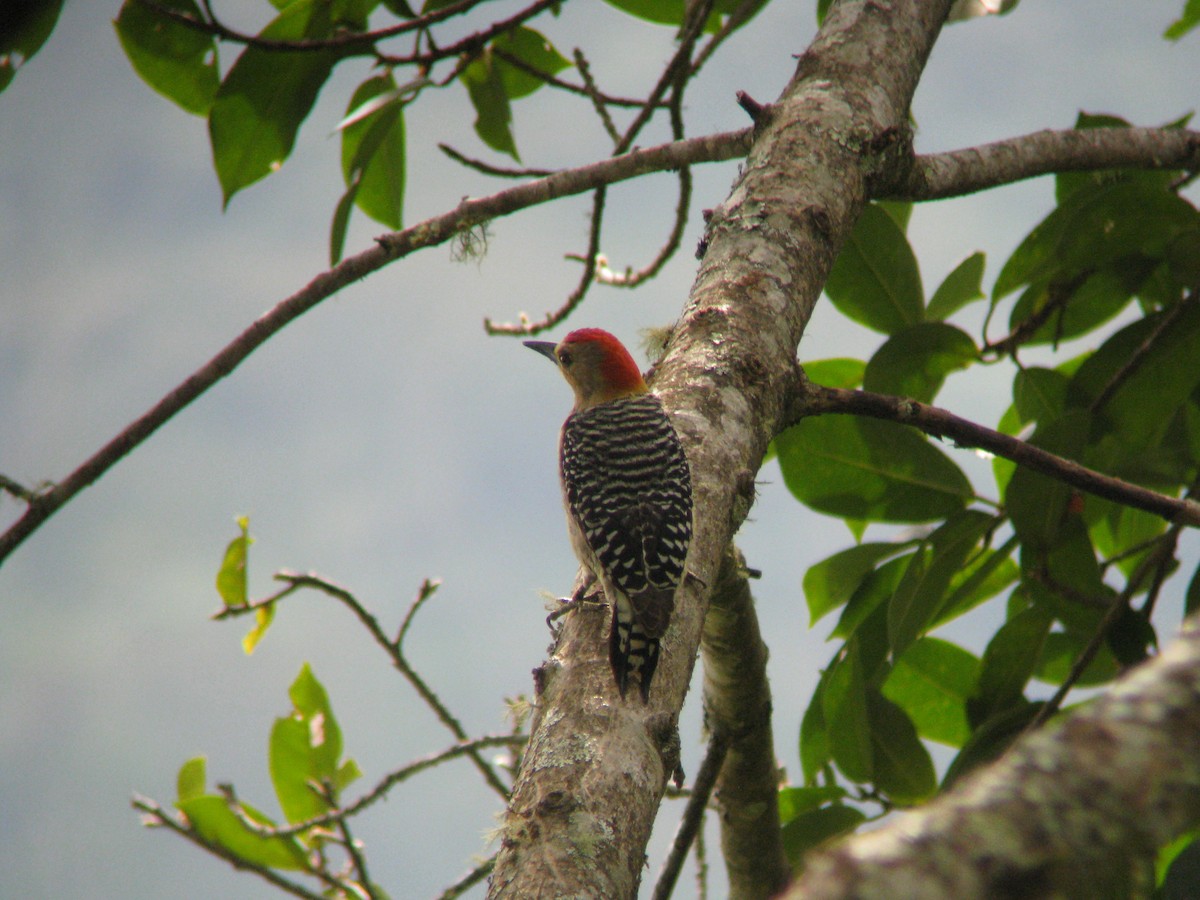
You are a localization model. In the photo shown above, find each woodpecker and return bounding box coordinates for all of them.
[525,328,693,701]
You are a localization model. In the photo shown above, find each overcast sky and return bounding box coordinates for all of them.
[1,2,1197,898]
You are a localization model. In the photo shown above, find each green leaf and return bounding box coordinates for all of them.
[209,2,343,205]
[802,358,866,389]
[215,516,252,608]
[1005,411,1091,550]
[1006,268,1139,348]
[1165,0,1200,38]
[926,252,986,320]
[115,0,219,115]
[867,690,936,804]
[0,0,62,93]
[832,555,908,647]
[942,702,1040,789]
[778,785,849,822]
[933,537,1020,627]
[601,0,769,31]
[461,49,519,161]
[887,510,996,659]
[781,804,866,867]
[883,638,979,747]
[804,542,908,625]
[269,664,353,827]
[967,605,1052,725]
[825,204,924,334]
[492,27,570,99]
[776,416,973,523]
[176,796,308,869]
[176,756,207,803]
[862,322,976,404]
[994,181,1199,300]
[799,675,831,783]
[823,643,872,783]
[333,73,406,262]
[1069,300,1200,452]
[1035,631,1119,687]
[1012,367,1068,425]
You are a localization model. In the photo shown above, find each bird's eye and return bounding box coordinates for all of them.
[558,349,573,367]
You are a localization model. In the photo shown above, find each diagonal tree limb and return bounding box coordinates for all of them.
[0,128,751,569]
[786,378,1200,528]
[698,547,789,899]
[785,612,1200,898]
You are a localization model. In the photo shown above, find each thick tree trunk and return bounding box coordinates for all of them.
[488,2,954,897]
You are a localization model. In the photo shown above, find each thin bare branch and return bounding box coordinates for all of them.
[436,855,497,900]
[1090,292,1196,412]
[789,378,1200,528]
[573,48,622,146]
[131,795,326,900]
[0,127,751,568]
[651,733,728,900]
[437,143,556,178]
[134,0,489,52]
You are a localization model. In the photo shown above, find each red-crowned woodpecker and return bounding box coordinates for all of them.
[525,328,693,701]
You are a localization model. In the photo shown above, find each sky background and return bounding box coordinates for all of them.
[1,2,1197,898]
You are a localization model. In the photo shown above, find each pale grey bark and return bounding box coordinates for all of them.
[488,1,955,896]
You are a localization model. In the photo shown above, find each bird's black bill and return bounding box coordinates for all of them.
[523,340,559,364]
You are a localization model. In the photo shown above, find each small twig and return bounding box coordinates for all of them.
[229,734,526,840]
[489,46,656,110]
[486,186,608,335]
[792,380,1200,528]
[132,795,325,900]
[694,812,709,900]
[377,0,562,67]
[396,576,442,648]
[651,733,729,900]
[435,855,497,900]
[314,781,379,900]
[0,474,39,503]
[437,143,556,178]
[735,90,767,123]
[982,272,1090,358]
[573,48,621,146]
[134,0,488,52]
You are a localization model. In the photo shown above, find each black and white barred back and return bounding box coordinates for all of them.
[560,393,693,700]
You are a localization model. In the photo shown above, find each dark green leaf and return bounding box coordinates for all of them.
[602,0,768,32]
[926,252,986,320]
[967,606,1052,725]
[1187,565,1200,618]
[1035,630,1119,687]
[804,542,907,625]
[493,27,570,99]
[115,0,218,115]
[0,0,62,92]
[825,204,924,334]
[823,644,872,783]
[176,796,308,869]
[994,181,1199,300]
[780,804,866,868]
[883,638,979,747]
[176,756,207,803]
[942,702,1040,789]
[333,73,406,262]
[1013,367,1068,425]
[802,358,866,389]
[888,510,996,659]
[1069,300,1200,452]
[933,537,1020,627]
[1006,268,1139,348]
[1160,833,1200,899]
[1005,411,1091,550]
[1090,503,1166,579]
[776,416,973,523]
[832,555,908,644]
[778,785,849,822]
[867,690,936,804]
[799,674,830,783]
[461,49,518,160]
[879,201,912,231]
[215,516,252,608]
[863,322,976,404]
[209,3,342,204]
